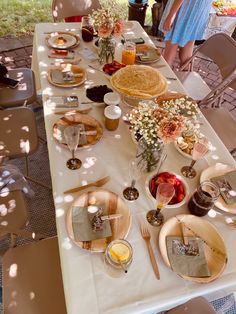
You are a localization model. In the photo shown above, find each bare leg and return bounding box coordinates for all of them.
[163,40,179,67]
[179,40,194,70]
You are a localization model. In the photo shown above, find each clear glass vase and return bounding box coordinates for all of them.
[136,137,164,173]
[98,36,116,64]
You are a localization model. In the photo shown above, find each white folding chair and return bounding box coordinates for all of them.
[175,33,236,107]
[52,0,101,22]
[3,237,67,314]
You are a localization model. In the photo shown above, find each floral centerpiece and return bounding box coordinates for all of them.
[91,1,125,63]
[127,98,200,172]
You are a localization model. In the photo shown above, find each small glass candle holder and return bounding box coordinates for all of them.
[104,239,133,277]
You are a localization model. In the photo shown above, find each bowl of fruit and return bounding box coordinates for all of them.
[145,171,188,208]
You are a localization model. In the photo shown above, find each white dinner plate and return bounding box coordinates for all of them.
[200,163,236,214]
[48,33,77,49]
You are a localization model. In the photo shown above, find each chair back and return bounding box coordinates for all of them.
[195,33,236,80]
[3,237,67,314]
[52,0,101,21]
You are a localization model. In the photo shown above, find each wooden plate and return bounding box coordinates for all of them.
[45,31,80,49]
[200,163,236,214]
[66,189,132,252]
[159,214,227,283]
[47,65,86,88]
[135,44,161,64]
[53,113,103,149]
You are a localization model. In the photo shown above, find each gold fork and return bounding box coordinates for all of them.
[64,176,110,194]
[140,222,160,280]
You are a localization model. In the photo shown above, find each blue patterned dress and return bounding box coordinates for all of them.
[159,0,213,47]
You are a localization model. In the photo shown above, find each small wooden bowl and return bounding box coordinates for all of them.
[159,214,227,283]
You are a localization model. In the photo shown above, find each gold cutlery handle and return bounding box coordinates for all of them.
[146,240,160,280]
[64,183,93,194]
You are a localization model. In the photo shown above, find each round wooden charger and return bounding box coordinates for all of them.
[159,214,227,283]
[66,189,132,252]
[53,113,103,149]
[47,65,86,88]
[135,44,161,64]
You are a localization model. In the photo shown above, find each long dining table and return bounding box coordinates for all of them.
[32,21,236,314]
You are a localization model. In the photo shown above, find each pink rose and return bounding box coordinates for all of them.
[158,117,185,143]
[114,21,123,37]
[98,26,112,38]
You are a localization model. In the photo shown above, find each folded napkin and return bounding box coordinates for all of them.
[211,170,236,205]
[72,206,112,242]
[166,236,210,277]
[51,69,76,84]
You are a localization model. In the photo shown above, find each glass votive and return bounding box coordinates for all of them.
[122,41,136,65]
[188,181,220,217]
[104,92,121,106]
[104,105,122,131]
[104,239,133,277]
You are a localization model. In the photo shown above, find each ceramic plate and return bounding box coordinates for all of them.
[47,65,86,88]
[159,214,227,283]
[47,32,77,49]
[200,163,236,214]
[135,44,161,64]
[53,113,103,149]
[66,189,132,252]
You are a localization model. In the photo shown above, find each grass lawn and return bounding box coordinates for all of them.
[0,0,155,37]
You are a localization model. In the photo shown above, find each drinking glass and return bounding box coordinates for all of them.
[181,142,208,179]
[146,183,175,227]
[123,158,142,201]
[121,41,136,65]
[81,16,94,42]
[64,126,82,170]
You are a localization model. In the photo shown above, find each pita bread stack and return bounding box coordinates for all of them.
[111,65,168,99]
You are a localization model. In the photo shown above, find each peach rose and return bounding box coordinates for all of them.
[98,26,113,38]
[114,21,123,37]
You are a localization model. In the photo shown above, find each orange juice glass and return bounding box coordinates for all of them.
[122,41,136,65]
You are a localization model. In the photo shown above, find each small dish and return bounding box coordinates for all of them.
[200,163,236,214]
[174,135,209,159]
[159,214,227,283]
[145,170,189,208]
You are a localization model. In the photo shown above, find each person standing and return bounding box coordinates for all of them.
[159,0,212,68]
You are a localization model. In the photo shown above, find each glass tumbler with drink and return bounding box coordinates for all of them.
[104,239,133,277]
[122,41,136,65]
[81,16,94,42]
[146,183,175,227]
[188,181,220,216]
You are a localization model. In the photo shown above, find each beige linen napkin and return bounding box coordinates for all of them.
[72,206,112,242]
[166,236,210,277]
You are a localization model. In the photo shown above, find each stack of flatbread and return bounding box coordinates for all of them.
[110,65,168,99]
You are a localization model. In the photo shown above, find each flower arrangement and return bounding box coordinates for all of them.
[127,98,200,172]
[91,1,125,38]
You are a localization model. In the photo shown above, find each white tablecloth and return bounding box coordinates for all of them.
[204,8,236,39]
[32,21,236,314]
